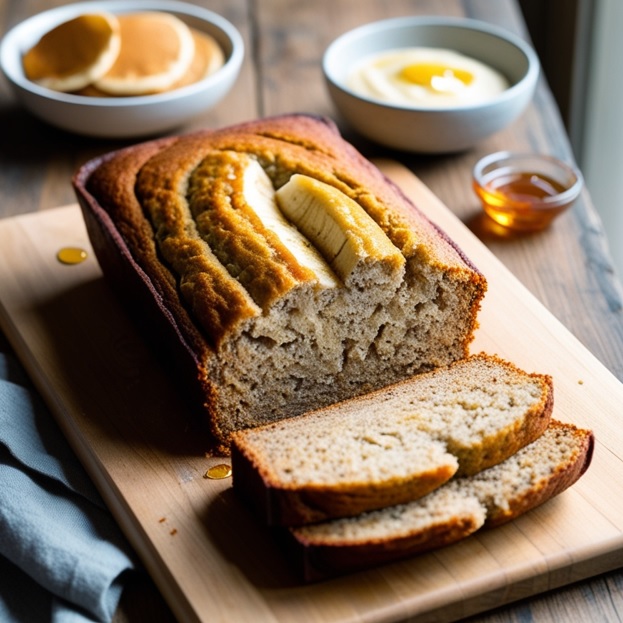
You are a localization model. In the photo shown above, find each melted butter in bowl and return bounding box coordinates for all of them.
[323,16,540,153]
[347,47,509,108]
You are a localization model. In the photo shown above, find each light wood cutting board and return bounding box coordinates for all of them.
[1,161,622,623]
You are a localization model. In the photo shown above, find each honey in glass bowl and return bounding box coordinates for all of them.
[472,152,583,232]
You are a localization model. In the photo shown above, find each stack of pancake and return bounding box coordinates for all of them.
[22,10,224,96]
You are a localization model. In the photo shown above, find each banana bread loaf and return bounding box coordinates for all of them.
[73,114,487,452]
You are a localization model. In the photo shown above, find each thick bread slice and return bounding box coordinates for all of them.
[74,114,487,453]
[287,420,594,582]
[230,354,553,525]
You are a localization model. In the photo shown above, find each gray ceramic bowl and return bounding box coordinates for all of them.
[323,16,540,153]
[0,0,244,138]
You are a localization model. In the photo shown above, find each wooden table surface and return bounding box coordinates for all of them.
[1,1,622,622]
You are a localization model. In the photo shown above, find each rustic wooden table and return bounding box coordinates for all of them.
[1,0,622,621]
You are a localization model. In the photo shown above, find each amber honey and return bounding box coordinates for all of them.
[204,463,232,479]
[56,247,88,264]
[473,153,583,232]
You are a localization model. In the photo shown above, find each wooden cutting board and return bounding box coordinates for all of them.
[1,161,622,623]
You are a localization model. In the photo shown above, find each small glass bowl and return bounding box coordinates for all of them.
[472,151,584,232]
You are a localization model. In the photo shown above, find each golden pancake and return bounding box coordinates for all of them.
[94,12,195,95]
[74,28,225,97]
[22,13,120,92]
[171,30,225,88]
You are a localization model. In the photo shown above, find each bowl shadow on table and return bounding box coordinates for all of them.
[0,101,131,158]
[0,101,188,200]
[0,103,150,217]
[463,210,549,242]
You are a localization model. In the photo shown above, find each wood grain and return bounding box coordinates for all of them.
[0,164,621,623]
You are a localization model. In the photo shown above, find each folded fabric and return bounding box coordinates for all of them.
[0,351,137,623]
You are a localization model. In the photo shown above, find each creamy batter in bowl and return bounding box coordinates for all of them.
[323,16,539,153]
[347,47,509,108]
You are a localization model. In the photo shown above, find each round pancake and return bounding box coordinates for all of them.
[75,28,224,97]
[170,30,225,89]
[22,13,121,92]
[94,12,195,95]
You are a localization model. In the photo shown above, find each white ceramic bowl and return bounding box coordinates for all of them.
[322,16,540,153]
[0,0,244,138]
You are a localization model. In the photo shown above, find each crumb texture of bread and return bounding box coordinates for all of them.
[74,114,487,451]
[464,419,595,527]
[288,420,594,581]
[230,354,553,525]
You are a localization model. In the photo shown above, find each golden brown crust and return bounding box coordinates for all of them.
[289,513,482,583]
[206,115,486,276]
[141,147,318,311]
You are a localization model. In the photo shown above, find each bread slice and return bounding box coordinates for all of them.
[286,420,594,581]
[73,114,487,453]
[230,354,553,525]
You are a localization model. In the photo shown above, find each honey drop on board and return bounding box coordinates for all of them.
[204,464,232,479]
[57,247,88,264]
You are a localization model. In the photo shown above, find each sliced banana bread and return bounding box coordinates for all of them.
[230,354,553,525]
[288,420,594,581]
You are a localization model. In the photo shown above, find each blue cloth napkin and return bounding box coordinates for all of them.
[0,351,137,623]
